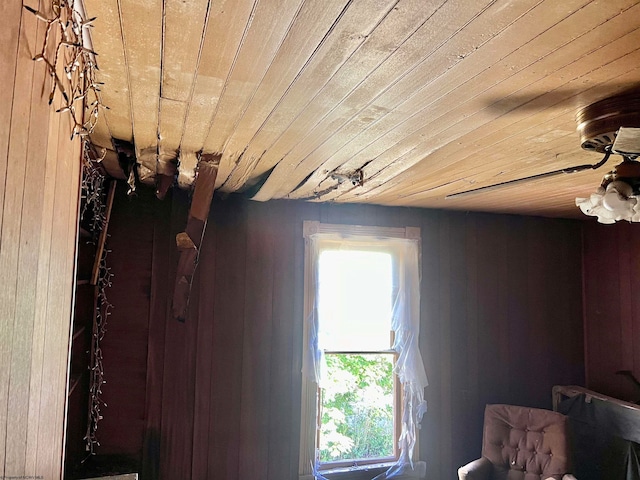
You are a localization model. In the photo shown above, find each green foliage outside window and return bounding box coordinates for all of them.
[319,354,394,463]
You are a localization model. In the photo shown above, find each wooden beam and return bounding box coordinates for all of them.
[172,153,220,321]
[91,180,117,285]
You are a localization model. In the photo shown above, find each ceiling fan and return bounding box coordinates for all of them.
[446,91,640,223]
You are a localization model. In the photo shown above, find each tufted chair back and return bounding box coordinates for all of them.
[481,404,571,480]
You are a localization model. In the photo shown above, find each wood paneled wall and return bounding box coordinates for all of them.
[421,211,584,476]
[582,221,640,402]
[0,2,82,478]
[96,187,158,458]
[98,190,585,480]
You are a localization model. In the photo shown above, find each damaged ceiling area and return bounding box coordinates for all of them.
[85,0,640,218]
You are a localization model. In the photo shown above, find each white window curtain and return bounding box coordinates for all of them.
[302,228,428,479]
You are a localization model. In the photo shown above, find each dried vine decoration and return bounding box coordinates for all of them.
[80,142,108,235]
[84,248,113,457]
[80,140,114,458]
[25,0,107,138]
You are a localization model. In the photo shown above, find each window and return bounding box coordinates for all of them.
[300,222,427,480]
[318,248,397,466]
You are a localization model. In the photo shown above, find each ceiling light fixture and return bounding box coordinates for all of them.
[576,127,640,223]
[574,92,640,223]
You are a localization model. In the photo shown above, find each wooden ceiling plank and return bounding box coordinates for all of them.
[343,78,640,207]
[379,47,640,200]
[215,0,371,191]
[161,0,210,103]
[213,0,406,187]
[395,130,582,202]
[222,0,449,191]
[118,0,163,171]
[254,0,548,200]
[247,0,506,200]
[389,127,603,204]
[284,0,626,201]
[292,0,638,202]
[391,130,608,208]
[216,0,407,188]
[201,0,308,166]
[344,61,640,210]
[100,148,127,180]
[379,160,598,216]
[336,45,640,201]
[158,0,210,186]
[260,0,600,202]
[360,37,640,204]
[84,0,133,144]
[78,0,640,217]
[389,124,584,201]
[90,114,114,150]
[156,97,187,183]
[396,166,595,216]
[442,25,640,145]
[179,0,257,154]
[352,8,638,165]
[325,68,640,206]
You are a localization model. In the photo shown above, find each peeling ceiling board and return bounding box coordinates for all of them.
[85,0,640,218]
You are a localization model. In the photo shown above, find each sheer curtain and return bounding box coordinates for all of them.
[302,230,428,479]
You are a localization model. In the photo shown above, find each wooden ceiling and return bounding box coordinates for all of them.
[84,0,640,218]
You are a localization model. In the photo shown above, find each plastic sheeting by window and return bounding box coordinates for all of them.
[302,232,428,479]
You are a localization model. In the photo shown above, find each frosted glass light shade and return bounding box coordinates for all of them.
[576,181,639,223]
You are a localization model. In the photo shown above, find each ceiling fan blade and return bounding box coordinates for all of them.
[446,149,612,199]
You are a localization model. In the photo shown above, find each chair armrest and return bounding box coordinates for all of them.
[458,457,493,480]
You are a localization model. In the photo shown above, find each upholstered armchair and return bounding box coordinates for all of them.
[458,404,576,480]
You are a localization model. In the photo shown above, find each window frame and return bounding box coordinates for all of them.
[299,221,421,480]
[318,351,399,469]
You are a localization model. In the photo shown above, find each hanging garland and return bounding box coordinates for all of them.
[80,142,114,457]
[24,0,107,138]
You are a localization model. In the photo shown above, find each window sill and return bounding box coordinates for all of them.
[300,461,427,480]
[319,462,394,480]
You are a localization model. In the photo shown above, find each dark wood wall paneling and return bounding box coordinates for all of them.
[419,212,584,477]
[582,221,640,402]
[98,190,585,480]
[0,3,82,478]
[97,187,158,456]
